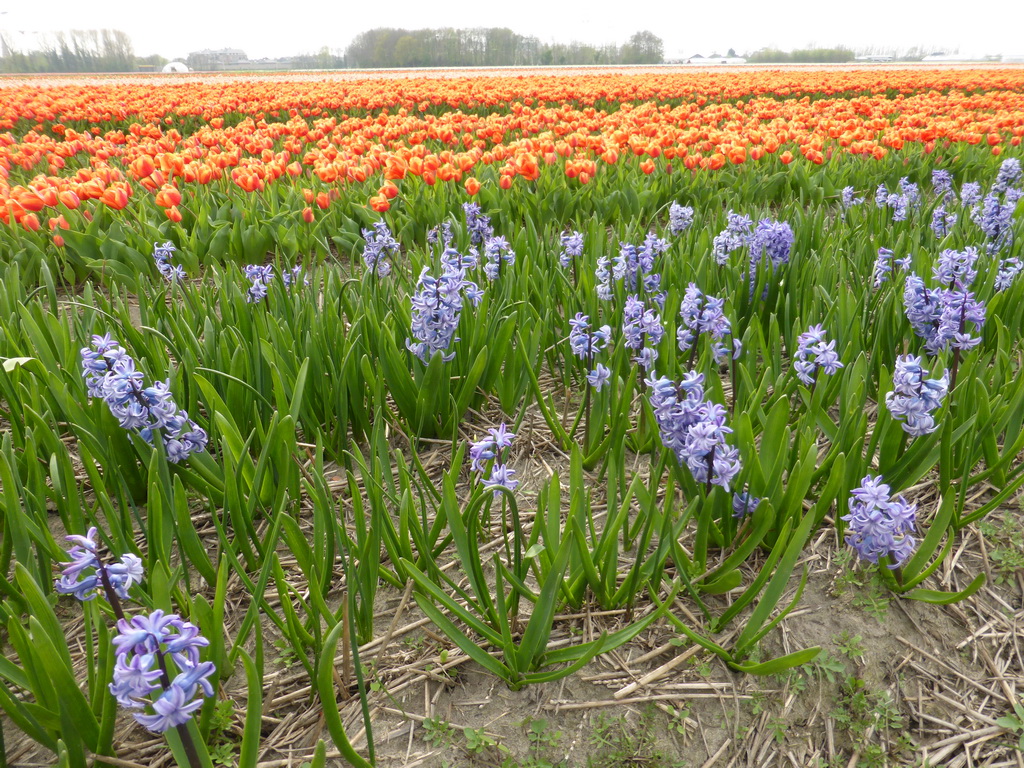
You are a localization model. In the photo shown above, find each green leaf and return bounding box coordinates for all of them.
[734,508,815,655]
[903,573,986,605]
[729,647,822,676]
[315,621,374,768]
[413,597,511,680]
[699,569,743,595]
[237,648,263,768]
[0,357,36,372]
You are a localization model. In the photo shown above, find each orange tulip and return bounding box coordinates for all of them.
[639,159,655,174]
[779,151,794,165]
[384,157,408,180]
[78,180,106,200]
[316,192,330,209]
[165,205,183,223]
[302,206,315,223]
[154,184,182,208]
[21,213,40,231]
[100,184,130,210]
[130,155,156,180]
[53,234,65,248]
[464,176,480,195]
[379,181,399,200]
[369,194,390,213]
[13,187,45,212]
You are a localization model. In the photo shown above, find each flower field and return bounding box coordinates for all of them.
[1,66,1024,767]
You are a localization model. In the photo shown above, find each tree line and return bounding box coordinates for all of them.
[342,28,664,68]
[0,26,666,72]
[0,29,138,73]
[746,47,856,64]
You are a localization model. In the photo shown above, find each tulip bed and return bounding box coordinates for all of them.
[1,67,1023,767]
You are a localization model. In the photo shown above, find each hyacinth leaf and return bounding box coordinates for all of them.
[413,597,510,679]
[520,638,610,685]
[900,536,956,592]
[450,346,490,431]
[900,493,955,585]
[173,475,217,587]
[403,559,503,648]
[376,326,419,425]
[90,612,116,755]
[26,617,99,752]
[237,648,262,768]
[777,437,820,528]
[146,450,174,572]
[734,506,815,656]
[888,416,975,491]
[570,517,608,606]
[54,718,85,768]
[737,565,811,657]
[306,740,328,768]
[162,719,214,768]
[414,351,446,434]
[956,463,1024,529]
[15,566,72,670]
[700,569,743,595]
[315,620,374,768]
[443,481,496,621]
[656,594,737,667]
[730,646,823,676]
[759,397,790,504]
[809,451,846,526]
[939,415,955,492]
[227,510,289,665]
[517,528,575,668]
[540,581,678,671]
[0,675,57,752]
[0,356,36,372]
[0,451,33,576]
[902,573,986,605]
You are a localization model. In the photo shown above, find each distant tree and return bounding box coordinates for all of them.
[135,53,168,70]
[1,28,135,72]
[727,48,737,57]
[621,30,664,64]
[340,26,665,68]
[748,46,854,64]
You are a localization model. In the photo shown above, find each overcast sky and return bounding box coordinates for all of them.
[2,0,1021,61]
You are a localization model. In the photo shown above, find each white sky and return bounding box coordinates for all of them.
[1,0,1021,61]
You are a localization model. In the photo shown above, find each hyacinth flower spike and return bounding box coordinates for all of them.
[56,530,211,767]
[842,474,917,585]
[81,334,208,463]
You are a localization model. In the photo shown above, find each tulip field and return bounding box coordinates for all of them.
[2,65,1024,767]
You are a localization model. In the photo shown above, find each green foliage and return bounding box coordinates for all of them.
[0,79,1020,768]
